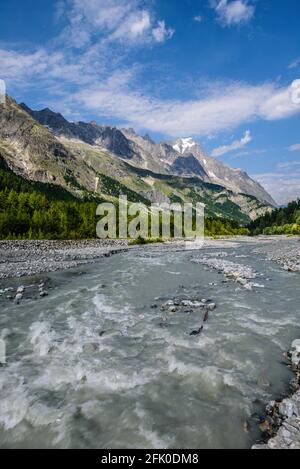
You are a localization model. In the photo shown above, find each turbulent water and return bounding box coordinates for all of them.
[0,239,299,449]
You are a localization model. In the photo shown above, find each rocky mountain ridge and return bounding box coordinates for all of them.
[20,103,277,208]
[0,97,275,224]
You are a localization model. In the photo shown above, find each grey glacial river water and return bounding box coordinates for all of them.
[0,239,299,449]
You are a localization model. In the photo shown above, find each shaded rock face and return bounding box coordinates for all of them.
[20,104,137,160]
[170,155,207,178]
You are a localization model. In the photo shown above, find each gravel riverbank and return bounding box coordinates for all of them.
[253,236,300,272]
[0,237,253,280]
[0,239,129,279]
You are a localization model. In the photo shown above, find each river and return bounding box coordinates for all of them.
[0,238,299,448]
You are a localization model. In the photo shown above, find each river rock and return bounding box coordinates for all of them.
[237,278,247,286]
[259,420,272,434]
[266,401,276,415]
[252,444,269,450]
[278,400,297,419]
[39,291,48,297]
[15,293,23,302]
[17,286,25,294]
[292,339,300,353]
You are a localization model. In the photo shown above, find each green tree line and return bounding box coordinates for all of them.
[0,160,250,240]
[248,199,300,236]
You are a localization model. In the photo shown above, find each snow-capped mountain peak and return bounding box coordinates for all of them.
[173,137,197,154]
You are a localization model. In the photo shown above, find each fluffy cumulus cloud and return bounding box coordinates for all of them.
[59,0,174,47]
[211,130,252,157]
[210,0,255,27]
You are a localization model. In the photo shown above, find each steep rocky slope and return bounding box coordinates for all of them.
[0,98,274,223]
[22,104,276,208]
[0,98,97,195]
[171,138,277,207]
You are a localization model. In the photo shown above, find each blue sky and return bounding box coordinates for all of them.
[0,0,300,204]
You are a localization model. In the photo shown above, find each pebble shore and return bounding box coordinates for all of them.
[0,239,128,279]
[253,236,300,273]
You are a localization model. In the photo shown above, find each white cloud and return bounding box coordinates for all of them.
[60,0,174,46]
[231,148,266,158]
[0,48,49,81]
[0,48,93,87]
[211,130,252,157]
[254,167,300,205]
[152,21,174,43]
[73,80,270,136]
[277,161,300,170]
[2,46,300,138]
[194,15,203,23]
[73,79,300,137]
[289,144,300,152]
[288,58,300,70]
[210,0,255,27]
[259,80,300,120]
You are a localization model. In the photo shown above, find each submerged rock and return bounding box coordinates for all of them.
[83,343,99,354]
[190,326,204,337]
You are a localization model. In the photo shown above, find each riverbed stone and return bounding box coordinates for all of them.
[278,400,296,419]
[292,340,300,353]
[15,293,23,302]
[39,291,48,297]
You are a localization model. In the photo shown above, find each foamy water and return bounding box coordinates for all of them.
[0,240,299,448]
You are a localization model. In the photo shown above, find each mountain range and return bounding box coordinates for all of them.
[0,96,277,224]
